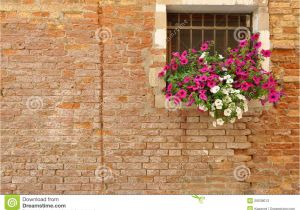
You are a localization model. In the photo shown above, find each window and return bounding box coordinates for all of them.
[167,13,252,61]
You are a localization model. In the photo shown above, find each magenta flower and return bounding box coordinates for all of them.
[268,91,280,103]
[199,82,205,89]
[163,65,170,72]
[199,92,207,101]
[181,50,188,57]
[251,33,260,41]
[225,58,234,66]
[262,82,270,89]
[158,70,166,77]
[199,75,208,82]
[180,57,188,65]
[240,82,251,91]
[167,83,172,92]
[166,93,172,99]
[253,76,261,85]
[198,57,204,64]
[261,49,271,57]
[172,63,178,71]
[207,81,216,88]
[254,41,262,49]
[199,66,209,73]
[231,48,239,53]
[239,40,248,48]
[172,52,180,57]
[192,48,197,53]
[201,42,209,51]
[183,76,191,83]
[177,89,187,99]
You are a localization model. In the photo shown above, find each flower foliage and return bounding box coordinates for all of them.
[158,33,283,126]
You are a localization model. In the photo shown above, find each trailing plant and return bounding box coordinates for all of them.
[158,33,283,126]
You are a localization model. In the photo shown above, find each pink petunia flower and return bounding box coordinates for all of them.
[253,76,261,85]
[199,66,209,73]
[181,50,188,57]
[163,65,170,72]
[177,89,187,99]
[166,93,172,99]
[240,82,251,91]
[201,42,209,51]
[207,81,216,88]
[231,48,239,53]
[261,49,271,57]
[199,75,208,82]
[172,52,180,57]
[167,83,172,92]
[198,57,204,64]
[180,57,188,65]
[199,93,207,101]
[251,33,260,41]
[183,76,191,84]
[262,82,270,89]
[225,58,234,66]
[158,70,166,77]
[172,63,178,71]
[268,91,280,103]
[239,40,248,48]
[199,82,205,89]
[254,41,262,49]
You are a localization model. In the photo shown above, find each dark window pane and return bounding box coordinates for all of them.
[180,14,190,26]
[239,15,251,27]
[228,30,238,49]
[240,15,247,27]
[167,13,178,26]
[215,30,226,53]
[192,14,202,26]
[167,29,179,60]
[228,15,239,27]
[192,30,202,49]
[204,14,214,26]
[216,15,226,26]
[180,29,190,51]
[204,30,214,42]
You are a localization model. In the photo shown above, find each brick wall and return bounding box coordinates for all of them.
[0,0,299,194]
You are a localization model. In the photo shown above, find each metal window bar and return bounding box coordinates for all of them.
[167,13,252,62]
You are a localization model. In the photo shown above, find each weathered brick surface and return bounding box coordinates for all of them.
[0,0,299,194]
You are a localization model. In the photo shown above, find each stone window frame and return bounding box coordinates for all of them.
[149,0,270,108]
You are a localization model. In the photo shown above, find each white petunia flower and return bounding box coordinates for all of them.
[222,67,227,71]
[237,112,243,119]
[216,118,224,125]
[219,54,224,59]
[214,99,223,106]
[212,121,217,127]
[216,105,223,110]
[223,96,232,104]
[200,52,208,58]
[222,89,229,95]
[198,104,208,112]
[210,86,220,94]
[230,117,236,123]
[211,104,215,111]
[224,109,232,116]
[229,102,235,109]
[243,104,248,112]
[224,75,231,79]
[219,77,224,81]
[226,78,233,84]
[237,94,246,100]
[236,107,242,114]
